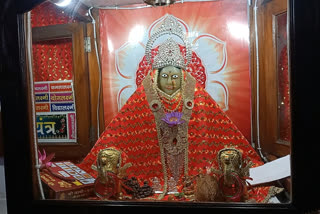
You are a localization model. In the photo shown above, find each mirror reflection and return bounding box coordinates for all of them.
[26,0,291,204]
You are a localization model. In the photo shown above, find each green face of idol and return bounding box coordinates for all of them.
[158,66,182,95]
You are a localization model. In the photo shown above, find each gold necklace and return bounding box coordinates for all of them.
[159,93,181,105]
[155,88,183,113]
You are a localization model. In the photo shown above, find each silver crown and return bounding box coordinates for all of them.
[153,38,186,69]
[145,14,192,69]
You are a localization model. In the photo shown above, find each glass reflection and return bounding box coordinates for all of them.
[276,12,291,145]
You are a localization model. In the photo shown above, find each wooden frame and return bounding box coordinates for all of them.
[1,0,320,213]
[32,23,92,161]
[250,0,290,158]
[249,0,291,194]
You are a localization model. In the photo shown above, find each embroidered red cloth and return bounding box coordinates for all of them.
[78,72,274,202]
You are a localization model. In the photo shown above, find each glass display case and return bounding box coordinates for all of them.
[1,0,320,213]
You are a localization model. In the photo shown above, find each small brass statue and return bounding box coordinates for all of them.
[94,148,132,200]
[97,148,121,182]
[215,147,253,202]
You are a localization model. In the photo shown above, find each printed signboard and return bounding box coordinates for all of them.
[34,80,77,143]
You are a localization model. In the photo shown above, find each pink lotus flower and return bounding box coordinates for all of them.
[38,149,55,170]
[161,112,185,127]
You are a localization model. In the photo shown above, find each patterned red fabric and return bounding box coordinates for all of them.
[31,1,77,28]
[78,72,272,202]
[31,1,77,82]
[32,39,73,82]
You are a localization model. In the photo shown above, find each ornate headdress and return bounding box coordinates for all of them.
[145,14,192,70]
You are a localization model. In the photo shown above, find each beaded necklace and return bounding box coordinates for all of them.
[155,88,183,113]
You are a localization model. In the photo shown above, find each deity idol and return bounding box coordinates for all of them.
[78,15,280,202]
